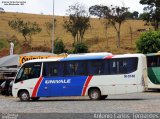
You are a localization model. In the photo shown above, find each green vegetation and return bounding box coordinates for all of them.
[89,5,129,48]
[0,39,8,50]
[45,19,56,36]
[8,18,42,46]
[0,12,152,56]
[136,31,160,54]
[54,38,66,54]
[63,3,90,45]
[140,0,160,30]
[74,43,88,53]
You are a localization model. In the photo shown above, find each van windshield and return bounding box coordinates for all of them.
[15,62,42,83]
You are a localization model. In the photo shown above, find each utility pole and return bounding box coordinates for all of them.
[52,0,55,53]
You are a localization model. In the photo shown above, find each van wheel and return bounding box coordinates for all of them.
[89,88,101,100]
[31,97,40,101]
[101,95,108,100]
[19,90,30,101]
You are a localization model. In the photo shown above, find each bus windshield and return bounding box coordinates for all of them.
[15,62,42,83]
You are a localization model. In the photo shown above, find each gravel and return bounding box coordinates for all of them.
[0,91,160,114]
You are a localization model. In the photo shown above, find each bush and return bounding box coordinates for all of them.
[54,38,66,54]
[0,39,8,50]
[74,43,88,53]
[67,49,75,54]
[0,42,3,49]
[136,31,160,54]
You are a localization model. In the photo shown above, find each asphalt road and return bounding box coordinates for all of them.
[0,91,160,119]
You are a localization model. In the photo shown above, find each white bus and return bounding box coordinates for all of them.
[12,53,148,101]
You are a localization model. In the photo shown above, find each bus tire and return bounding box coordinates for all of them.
[19,90,30,101]
[101,95,108,100]
[89,88,101,100]
[31,97,40,101]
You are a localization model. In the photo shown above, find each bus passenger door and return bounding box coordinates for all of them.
[38,62,64,97]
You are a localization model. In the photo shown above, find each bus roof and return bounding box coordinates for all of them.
[24,58,62,63]
[61,52,112,61]
[113,54,145,58]
[23,53,144,64]
[146,52,160,56]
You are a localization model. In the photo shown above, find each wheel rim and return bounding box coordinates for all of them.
[21,93,28,101]
[91,91,99,99]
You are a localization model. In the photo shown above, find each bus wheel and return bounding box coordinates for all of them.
[31,97,40,101]
[101,95,108,100]
[19,90,30,101]
[89,88,101,100]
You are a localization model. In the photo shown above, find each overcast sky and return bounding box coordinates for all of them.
[0,0,145,15]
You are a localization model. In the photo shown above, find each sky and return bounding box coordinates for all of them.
[0,0,145,16]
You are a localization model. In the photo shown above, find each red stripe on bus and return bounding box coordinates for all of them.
[82,75,93,96]
[104,55,113,59]
[32,76,43,97]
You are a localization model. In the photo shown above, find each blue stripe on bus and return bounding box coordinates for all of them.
[60,55,108,61]
[36,76,88,97]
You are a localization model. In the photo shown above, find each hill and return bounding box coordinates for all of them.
[0,12,151,56]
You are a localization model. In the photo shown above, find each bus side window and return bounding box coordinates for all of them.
[43,62,64,77]
[125,58,138,74]
[29,66,41,78]
[109,58,138,75]
[147,56,157,67]
[76,61,87,75]
[104,60,109,75]
[109,60,117,74]
[88,60,104,75]
[64,61,87,76]
[157,56,160,66]
[119,60,127,74]
[65,62,76,76]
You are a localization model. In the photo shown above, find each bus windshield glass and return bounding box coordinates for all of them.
[15,62,42,83]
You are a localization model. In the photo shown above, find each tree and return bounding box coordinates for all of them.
[0,7,5,13]
[54,38,66,54]
[140,0,160,30]
[45,19,56,36]
[78,15,90,43]
[63,3,90,45]
[99,19,110,47]
[136,31,160,54]
[63,16,78,45]
[132,11,139,19]
[8,18,41,45]
[124,11,133,19]
[89,5,128,48]
[139,12,150,20]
